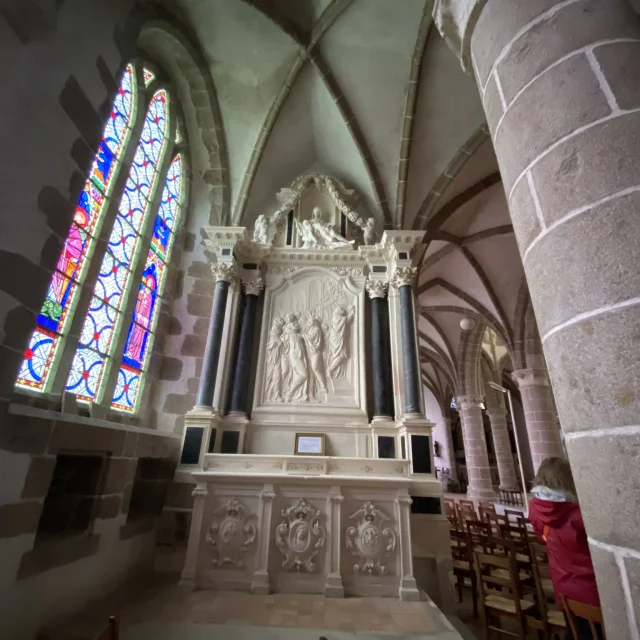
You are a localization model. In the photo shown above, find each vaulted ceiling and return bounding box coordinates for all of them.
[151,0,532,416]
[155,0,487,231]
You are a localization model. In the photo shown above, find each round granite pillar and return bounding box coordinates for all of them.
[467,1,640,635]
[457,395,496,501]
[486,405,519,491]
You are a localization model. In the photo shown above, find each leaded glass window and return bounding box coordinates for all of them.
[16,64,187,417]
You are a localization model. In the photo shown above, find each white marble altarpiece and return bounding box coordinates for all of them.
[179,174,453,606]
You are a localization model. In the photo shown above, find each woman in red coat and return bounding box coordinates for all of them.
[527,457,603,639]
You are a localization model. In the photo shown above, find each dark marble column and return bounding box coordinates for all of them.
[229,276,264,415]
[393,267,421,415]
[196,263,235,408]
[366,280,394,418]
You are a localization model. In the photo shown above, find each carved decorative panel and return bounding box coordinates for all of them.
[345,501,397,575]
[275,498,326,572]
[206,497,257,568]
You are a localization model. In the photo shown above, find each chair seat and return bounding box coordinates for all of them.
[547,609,567,627]
[485,595,536,614]
[491,568,531,582]
[453,559,471,571]
[516,553,530,563]
[541,577,554,595]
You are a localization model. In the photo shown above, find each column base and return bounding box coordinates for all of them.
[399,577,421,601]
[324,573,344,598]
[251,570,270,595]
[370,415,395,425]
[467,487,498,502]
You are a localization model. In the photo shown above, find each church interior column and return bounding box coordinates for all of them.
[512,368,564,473]
[486,399,519,491]
[441,417,458,484]
[457,395,496,501]
[434,1,640,634]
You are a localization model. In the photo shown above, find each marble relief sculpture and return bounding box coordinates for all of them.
[264,304,354,405]
[294,207,355,250]
[206,497,257,569]
[253,214,270,244]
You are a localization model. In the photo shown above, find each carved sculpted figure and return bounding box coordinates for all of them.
[253,214,270,244]
[363,217,377,245]
[265,316,287,402]
[305,316,327,398]
[283,314,310,402]
[294,207,354,249]
[328,305,354,379]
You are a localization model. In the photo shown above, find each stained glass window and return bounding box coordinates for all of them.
[143,68,155,86]
[16,65,136,392]
[113,154,184,412]
[66,89,169,403]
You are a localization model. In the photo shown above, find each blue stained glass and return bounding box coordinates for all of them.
[102,65,135,159]
[79,295,119,354]
[18,64,135,394]
[118,177,147,230]
[93,250,128,310]
[66,346,105,401]
[69,89,169,403]
[122,277,159,371]
[17,329,56,390]
[158,154,183,232]
[112,366,140,411]
[108,214,138,266]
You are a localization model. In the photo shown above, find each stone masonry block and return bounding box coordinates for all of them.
[532,111,640,225]
[508,175,541,255]
[546,305,640,435]
[472,0,560,87]
[588,544,632,640]
[49,422,125,456]
[525,191,640,336]
[568,432,640,550]
[482,71,504,136]
[497,0,640,104]
[97,495,121,520]
[21,457,56,500]
[623,554,640,635]
[0,414,53,455]
[181,334,207,357]
[0,501,42,538]
[594,40,640,111]
[103,458,130,495]
[495,54,610,193]
[186,293,213,318]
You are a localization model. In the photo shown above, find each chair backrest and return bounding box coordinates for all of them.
[504,508,524,522]
[560,595,607,640]
[478,501,496,513]
[484,510,508,535]
[458,503,478,526]
[474,551,526,615]
[529,540,549,565]
[96,617,119,640]
[466,519,492,552]
[500,522,527,542]
[450,529,472,564]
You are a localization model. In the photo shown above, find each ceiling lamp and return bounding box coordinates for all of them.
[460,317,474,331]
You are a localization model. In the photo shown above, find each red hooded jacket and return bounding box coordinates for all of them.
[527,497,600,607]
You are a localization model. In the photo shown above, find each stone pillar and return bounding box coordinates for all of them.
[196,263,236,408]
[325,488,344,598]
[457,395,496,501]
[512,369,564,473]
[442,418,458,483]
[179,481,208,589]
[251,485,276,595]
[391,267,422,415]
[366,280,394,420]
[229,276,264,416]
[486,402,519,491]
[434,1,640,636]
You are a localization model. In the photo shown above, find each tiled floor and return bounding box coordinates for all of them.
[43,576,469,639]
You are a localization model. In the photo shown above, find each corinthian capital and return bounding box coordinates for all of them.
[211,262,236,284]
[390,266,417,289]
[243,275,264,296]
[365,280,388,299]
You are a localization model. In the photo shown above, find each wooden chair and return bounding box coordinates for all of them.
[483,535,533,585]
[500,522,527,543]
[484,510,509,536]
[525,543,565,639]
[96,617,119,640]
[466,519,492,553]
[450,529,478,619]
[560,595,607,640]
[474,551,535,638]
[458,500,478,525]
[504,508,524,523]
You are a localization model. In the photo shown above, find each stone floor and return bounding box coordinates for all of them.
[41,575,470,640]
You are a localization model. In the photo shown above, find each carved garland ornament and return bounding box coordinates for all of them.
[205,497,257,569]
[275,498,326,572]
[253,174,378,245]
[345,501,397,575]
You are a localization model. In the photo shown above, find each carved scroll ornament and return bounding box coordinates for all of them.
[206,497,257,568]
[345,501,397,575]
[275,498,326,572]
